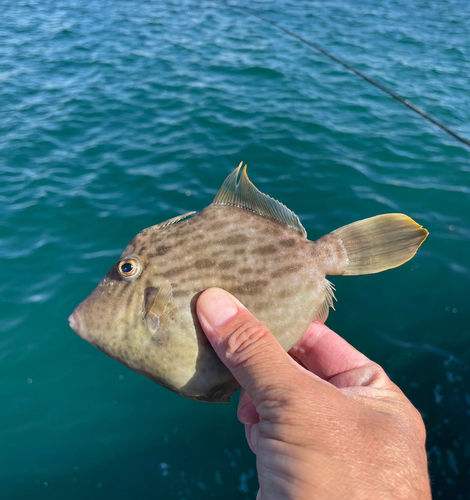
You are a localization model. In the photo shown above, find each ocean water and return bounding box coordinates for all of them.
[1,0,469,498]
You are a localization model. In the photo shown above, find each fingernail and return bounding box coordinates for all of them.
[199,289,239,328]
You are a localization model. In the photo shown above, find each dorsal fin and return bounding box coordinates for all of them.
[140,212,195,234]
[212,162,307,237]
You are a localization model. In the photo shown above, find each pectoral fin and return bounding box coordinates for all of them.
[144,280,173,333]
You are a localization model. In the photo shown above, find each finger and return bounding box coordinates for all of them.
[238,389,259,425]
[197,288,300,405]
[289,322,390,389]
[289,322,368,378]
[245,423,259,454]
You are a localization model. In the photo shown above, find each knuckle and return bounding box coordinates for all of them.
[409,405,427,442]
[386,398,427,446]
[367,362,389,384]
[225,319,271,369]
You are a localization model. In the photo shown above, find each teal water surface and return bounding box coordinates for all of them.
[1,0,470,498]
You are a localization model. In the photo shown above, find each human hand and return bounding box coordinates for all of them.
[197,288,431,500]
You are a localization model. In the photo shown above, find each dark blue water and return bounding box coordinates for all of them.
[1,0,469,498]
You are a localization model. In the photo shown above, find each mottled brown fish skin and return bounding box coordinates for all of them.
[71,204,328,402]
[70,166,428,404]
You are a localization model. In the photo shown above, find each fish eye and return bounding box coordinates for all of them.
[118,257,142,280]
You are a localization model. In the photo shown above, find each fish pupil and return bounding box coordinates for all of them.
[121,262,133,273]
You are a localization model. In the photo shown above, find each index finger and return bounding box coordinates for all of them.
[288,322,374,382]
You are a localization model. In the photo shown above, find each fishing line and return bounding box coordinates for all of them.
[219,3,470,149]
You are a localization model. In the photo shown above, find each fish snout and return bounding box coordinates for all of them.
[68,311,80,334]
[68,308,91,342]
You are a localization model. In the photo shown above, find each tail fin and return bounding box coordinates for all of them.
[324,214,428,276]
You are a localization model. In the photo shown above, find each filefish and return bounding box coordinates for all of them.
[69,163,428,402]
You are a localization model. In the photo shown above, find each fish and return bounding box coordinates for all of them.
[68,163,428,403]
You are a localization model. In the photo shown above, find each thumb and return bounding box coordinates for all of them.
[197,288,298,404]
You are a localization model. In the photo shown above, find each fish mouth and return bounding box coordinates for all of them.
[68,309,91,342]
[68,311,79,333]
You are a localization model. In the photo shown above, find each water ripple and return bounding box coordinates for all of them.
[1,0,469,498]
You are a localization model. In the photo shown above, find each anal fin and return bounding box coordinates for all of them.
[314,279,336,324]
